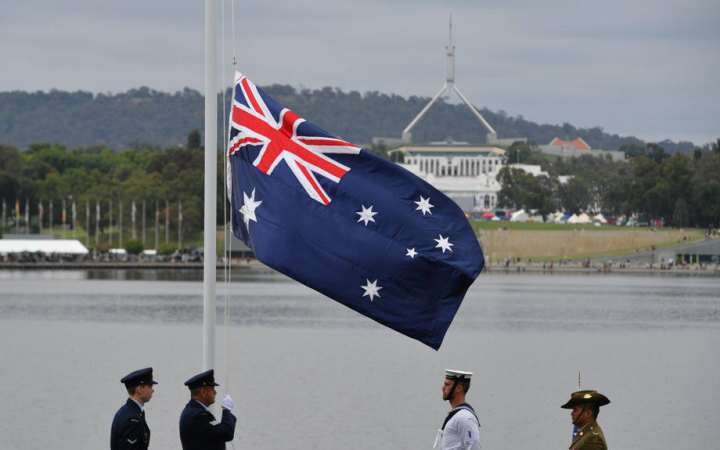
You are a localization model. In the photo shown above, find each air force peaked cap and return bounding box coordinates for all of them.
[121,367,158,388]
[445,369,473,380]
[184,369,220,390]
[561,390,610,409]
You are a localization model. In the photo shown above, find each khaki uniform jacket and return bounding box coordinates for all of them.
[569,421,607,450]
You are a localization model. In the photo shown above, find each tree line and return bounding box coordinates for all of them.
[0,131,219,251]
[0,86,697,153]
[498,140,720,228]
[2,135,718,253]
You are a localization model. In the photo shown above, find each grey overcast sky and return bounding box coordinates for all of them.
[2,0,718,145]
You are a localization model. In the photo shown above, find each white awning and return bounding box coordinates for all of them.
[0,239,89,255]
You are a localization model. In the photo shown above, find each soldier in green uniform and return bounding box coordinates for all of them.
[561,389,610,450]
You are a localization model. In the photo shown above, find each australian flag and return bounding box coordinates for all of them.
[227,72,484,349]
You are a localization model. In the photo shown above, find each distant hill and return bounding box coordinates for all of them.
[0,86,696,153]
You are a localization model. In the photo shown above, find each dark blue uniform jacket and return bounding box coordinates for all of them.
[179,400,237,450]
[111,399,150,450]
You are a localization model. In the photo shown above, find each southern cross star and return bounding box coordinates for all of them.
[356,204,378,226]
[415,195,434,215]
[406,248,418,258]
[361,279,382,301]
[434,234,454,253]
[239,188,263,229]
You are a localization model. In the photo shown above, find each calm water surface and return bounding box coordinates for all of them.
[0,270,718,450]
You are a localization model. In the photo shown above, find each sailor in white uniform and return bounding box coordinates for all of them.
[433,369,481,450]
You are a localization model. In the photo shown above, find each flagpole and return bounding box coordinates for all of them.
[203,0,218,372]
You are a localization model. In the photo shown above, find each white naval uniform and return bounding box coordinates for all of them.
[433,408,480,450]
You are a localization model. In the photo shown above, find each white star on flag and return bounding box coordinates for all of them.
[239,188,263,229]
[406,248,418,258]
[415,196,434,215]
[434,234,454,253]
[361,279,382,301]
[356,204,378,226]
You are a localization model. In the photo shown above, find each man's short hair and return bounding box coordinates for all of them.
[190,387,203,397]
[580,403,600,419]
[126,385,138,396]
[458,378,471,393]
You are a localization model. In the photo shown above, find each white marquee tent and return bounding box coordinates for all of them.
[0,239,89,255]
[510,209,529,222]
[568,213,592,224]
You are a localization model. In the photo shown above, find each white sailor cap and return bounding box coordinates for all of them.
[445,369,473,380]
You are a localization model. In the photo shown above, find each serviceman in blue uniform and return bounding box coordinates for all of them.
[179,369,237,450]
[111,367,157,450]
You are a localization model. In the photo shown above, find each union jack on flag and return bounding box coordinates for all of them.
[227,72,484,350]
[228,73,360,205]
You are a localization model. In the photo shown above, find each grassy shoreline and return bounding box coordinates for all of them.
[472,221,704,261]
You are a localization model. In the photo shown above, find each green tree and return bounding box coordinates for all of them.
[497,168,556,217]
[691,151,720,226]
[558,178,591,214]
[0,146,24,202]
[646,143,668,164]
[712,138,720,154]
[620,143,645,159]
[672,198,690,227]
[506,142,531,164]
[187,129,201,149]
[125,239,144,255]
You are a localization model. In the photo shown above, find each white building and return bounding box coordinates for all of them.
[393,144,505,211]
[538,137,626,161]
[508,163,549,177]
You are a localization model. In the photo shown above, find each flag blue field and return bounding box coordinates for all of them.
[227,72,484,349]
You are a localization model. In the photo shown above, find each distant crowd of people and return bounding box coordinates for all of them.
[490,256,719,273]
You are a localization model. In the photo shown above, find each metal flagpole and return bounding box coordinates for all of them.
[178,200,183,248]
[155,202,159,250]
[72,201,77,239]
[165,199,170,244]
[109,199,113,248]
[132,201,137,240]
[119,201,123,249]
[96,201,100,244]
[38,201,43,233]
[203,0,218,371]
[142,200,147,246]
[86,201,90,246]
[25,199,29,234]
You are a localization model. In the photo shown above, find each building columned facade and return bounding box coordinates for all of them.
[393,145,505,212]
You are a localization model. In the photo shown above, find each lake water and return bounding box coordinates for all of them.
[0,270,718,450]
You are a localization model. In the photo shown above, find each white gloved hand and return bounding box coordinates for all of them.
[221,394,235,411]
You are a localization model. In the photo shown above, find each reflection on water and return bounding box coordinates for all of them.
[1,270,718,332]
[0,267,283,282]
